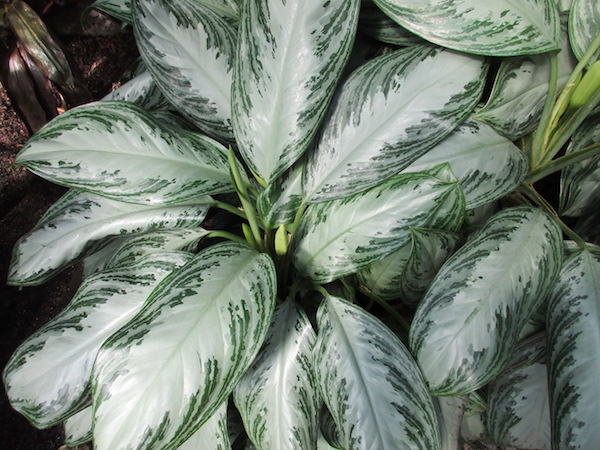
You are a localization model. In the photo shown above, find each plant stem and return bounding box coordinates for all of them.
[213,201,247,220]
[364,290,411,333]
[525,143,600,184]
[519,183,587,250]
[206,230,248,246]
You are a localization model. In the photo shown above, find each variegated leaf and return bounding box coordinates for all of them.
[64,406,93,446]
[319,407,343,450]
[460,393,488,443]
[3,252,192,427]
[547,249,600,448]
[195,0,240,22]
[402,119,529,208]
[8,190,212,286]
[314,294,441,449]
[133,0,236,140]
[559,112,600,216]
[91,0,132,23]
[303,45,487,203]
[487,339,550,449]
[92,242,276,450]
[372,0,561,56]
[102,67,170,110]
[177,401,230,450]
[232,0,360,183]
[256,163,304,229]
[435,396,467,450]
[569,0,600,66]
[358,227,459,306]
[474,17,577,140]
[359,0,424,46]
[293,170,465,283]
[409,206,563,396]
[234,300,319,449]
[15,101,233,205]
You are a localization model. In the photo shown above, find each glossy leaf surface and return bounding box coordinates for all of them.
[15,101,233,205]
[64,406,93,446]
[569,0,600,66]
[409,206,563,395]
[314,295,441,449]
[303,45,487,203]
[92,242,276,450]
[232,0,360,183]
[177,402,231,450]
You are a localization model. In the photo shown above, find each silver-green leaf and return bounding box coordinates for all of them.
[177,401,231,450]
[64,406,93,446]
[3,251,192,428]
[372,0,561,56]
[314,294,441,449]
[303,45,487,203]
[409,206,563,396]
[293,171,465,284]
[232,0,360,183]
[547,249,600,449]
[15,101,233,205]
[133,0,236,140]
[92,242,276,450]
[569,0,600,66]
[256,162,304,229]
[402,119,530,208]
[234,300,320,450]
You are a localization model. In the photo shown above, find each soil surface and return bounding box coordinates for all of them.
[0,1,139,448]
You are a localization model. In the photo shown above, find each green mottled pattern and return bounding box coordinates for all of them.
[486,340,551,449]
[314,295,441,449]
[569,0,600,66]
[232,0,360,183]
[359,1,424,46]
[257,163,304,229]
[92,242,276,450]
[293,171,465,284]
[102,69,170,110]
[474,17,577,140]
[303,45,487,203]
[92,0,132,23]
[64,406,93,446]
[177,401,230,450]
[409,206,563,396]
[8,190,212,286]
[547,250,600,449]
[16,101,233,205]
[358,227,459,306]
[402,119,530,208]
[559,112,600,216]
[234,300,320,449]
[3,252,191,428]
[372,0,561,56]
[133,0,236,141]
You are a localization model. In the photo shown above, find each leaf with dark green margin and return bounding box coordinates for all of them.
[569,0,600,66]
[178,401,230,450]
[8,190,212,286]
[133,0,237,140]
[547,249,600,449]
[234,300,320,449]
[359,0,424,46]
[293,170,465,283]
[15,101,234,205]
[232,0,360,183]
[372,0,561,56]
[409,206,563,396]
[314,294,441,449]
[91,242,276,450]
[303,45,487,203]
[256,162,304,229]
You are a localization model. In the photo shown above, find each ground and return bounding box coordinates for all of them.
[0,1,139,447]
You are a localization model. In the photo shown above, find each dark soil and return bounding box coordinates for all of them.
[0,2,139,448]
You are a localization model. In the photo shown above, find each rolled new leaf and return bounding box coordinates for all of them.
[303,44,487,203]
[15,101,233,206]
[232,0,360,183]
[547,249,600,448]
[371,0,561,56]
[3,251,192,428]
[234,300,320,449]
[314,294,441,449]
[133,0,237,140]
[8,190,213,286]
[92,242,276,450]
[293,169,465,283]
[409,206,563,396]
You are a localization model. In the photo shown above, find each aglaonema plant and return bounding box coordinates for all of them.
[3,0,600,448]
